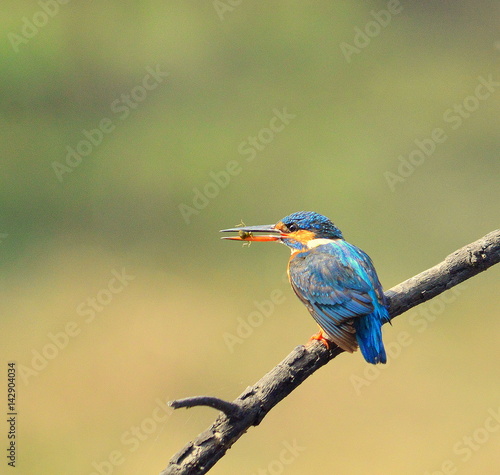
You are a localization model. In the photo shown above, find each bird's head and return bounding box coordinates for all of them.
[221,211,343,251]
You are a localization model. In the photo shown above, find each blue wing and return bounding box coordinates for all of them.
[288,240,388,356]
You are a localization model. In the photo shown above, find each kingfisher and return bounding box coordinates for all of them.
[221,211,390,364]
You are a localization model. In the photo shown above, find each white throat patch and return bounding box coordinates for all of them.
[306,238,334,249]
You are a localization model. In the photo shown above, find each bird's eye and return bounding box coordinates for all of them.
[287,222,298,232]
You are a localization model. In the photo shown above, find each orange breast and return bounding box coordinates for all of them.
[287,249,304,282]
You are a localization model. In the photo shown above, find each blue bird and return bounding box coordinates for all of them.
[221,211,390,364]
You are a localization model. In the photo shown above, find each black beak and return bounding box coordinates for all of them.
[220,224,282,242]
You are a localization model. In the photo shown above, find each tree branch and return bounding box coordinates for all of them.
[162,230,500,475]
[168,397,243,419]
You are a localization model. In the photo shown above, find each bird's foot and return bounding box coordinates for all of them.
[307,331,330,349]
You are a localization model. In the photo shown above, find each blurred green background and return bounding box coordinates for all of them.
[1,1,499,474]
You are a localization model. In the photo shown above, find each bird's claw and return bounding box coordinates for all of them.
[307,330,331,349]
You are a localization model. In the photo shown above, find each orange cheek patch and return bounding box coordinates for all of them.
[288,230,316,243]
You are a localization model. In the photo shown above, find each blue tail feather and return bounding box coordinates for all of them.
[354,308,389,364]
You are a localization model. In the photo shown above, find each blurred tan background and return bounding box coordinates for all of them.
[1,1,499,474]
